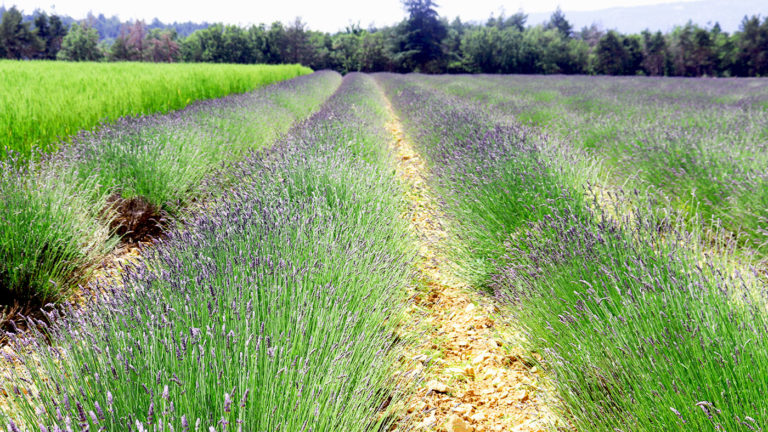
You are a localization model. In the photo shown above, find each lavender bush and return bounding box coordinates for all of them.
[501,187,768,431]
[1,73,414,431]
[61,70,342,213]
[0,155,116,303]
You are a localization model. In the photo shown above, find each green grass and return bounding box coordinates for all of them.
[0,61,312,158]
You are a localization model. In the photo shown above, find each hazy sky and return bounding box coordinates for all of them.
[4,0,701,32]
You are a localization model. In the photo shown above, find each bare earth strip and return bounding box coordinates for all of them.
[376,81,563,432]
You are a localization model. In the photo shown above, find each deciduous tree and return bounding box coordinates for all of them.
[148,29,179,62]
[57,22,102,61]
[127,20,148,61]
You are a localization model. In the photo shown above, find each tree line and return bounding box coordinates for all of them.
[1,1,768,76]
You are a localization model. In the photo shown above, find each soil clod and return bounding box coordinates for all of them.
[105,194,168,243]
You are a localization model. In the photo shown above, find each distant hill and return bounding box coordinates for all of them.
[527,0,766,33]
[0,6,210,40]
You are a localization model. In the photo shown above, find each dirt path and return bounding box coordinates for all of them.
[376,81,563,432]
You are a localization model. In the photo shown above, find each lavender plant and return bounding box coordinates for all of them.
[1,73,415,431]
[501,188,768,431]
[0,72,340,304]
[0,155,116,303]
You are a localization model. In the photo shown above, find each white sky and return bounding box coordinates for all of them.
[3,0,701,32]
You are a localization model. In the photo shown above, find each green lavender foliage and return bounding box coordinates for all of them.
[0,156,116,303]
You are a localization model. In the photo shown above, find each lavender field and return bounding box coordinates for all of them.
[2,72,768,432]
[378,73,768,431]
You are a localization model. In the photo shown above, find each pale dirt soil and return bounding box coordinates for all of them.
[376,82,564,432]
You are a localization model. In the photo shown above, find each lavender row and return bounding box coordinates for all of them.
[378,73,768,431]
[1,73,414,431]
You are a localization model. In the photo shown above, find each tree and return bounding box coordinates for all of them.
[401,0,447,72]
[641,30,668,75]
[0,6,43,59]
[330,32,362,73]
[246,25,268,64]
[222,25,254,63]
[184,24,223,62]
[359,31,393,72]
[461,26,505,73]
[284,17,310,64]
[43,14,67,59]
[487,10,527,32]
[595,31,627,75]
[181,24,269,63]
[734,15,768,76]
[57,22,102,61]
[264,22,287,64]
[505,11,528,32]
[546,6,572,38]
[622,34,644,74]
[109,25,132,61]
[306,31,333,70]
[712,23,737,76]
[32,11,49,58]
[443,17,467,72]
[595,31,642,75]
[147,29,179,62]
[180,30,204,62]
[527,26,581,74]
[577,23,604,48]
[692,26,714,75]
[669,22,698,76]
[127,20,148,61]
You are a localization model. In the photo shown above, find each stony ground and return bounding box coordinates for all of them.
[378,83,563,432]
